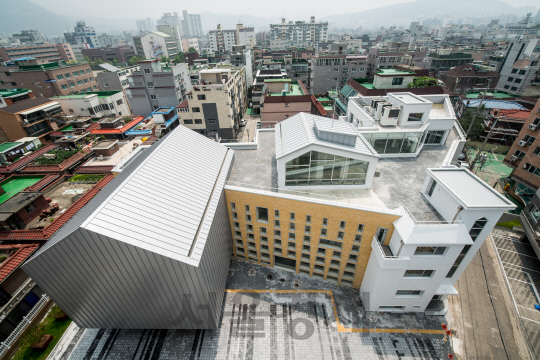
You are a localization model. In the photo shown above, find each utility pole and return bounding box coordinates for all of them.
[470,117,498,172]
[465,78,492,139]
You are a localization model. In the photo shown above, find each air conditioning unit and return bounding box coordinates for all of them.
[376,102,392,120]
[518,140,527,147]
[370,98,385,115]
[510,155,518,162]
[529,124,537,131]
[380,106,400,126]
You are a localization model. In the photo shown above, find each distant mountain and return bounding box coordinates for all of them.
[321,0,537,28]
[0,0,73,36]
[199,12,278,32]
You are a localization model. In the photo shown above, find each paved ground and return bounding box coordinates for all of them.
[446,237,529,360]
[491,228,540,359]
[237,116,258,142]
[63,259,453,359]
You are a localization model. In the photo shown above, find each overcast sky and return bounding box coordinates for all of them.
[29,0,539,19]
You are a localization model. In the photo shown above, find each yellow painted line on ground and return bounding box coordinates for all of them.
[225,289,446,334]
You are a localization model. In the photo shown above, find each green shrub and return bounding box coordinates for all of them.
[69,174,105,182]
[33,150,78,165]
[49,305,66,319]
[0,256,5,262]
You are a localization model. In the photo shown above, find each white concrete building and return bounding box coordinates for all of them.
[132,31,175,60]
[52,91,131,117]
[96,65,140,92]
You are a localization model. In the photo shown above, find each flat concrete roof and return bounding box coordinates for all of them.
[430,168,515,208]
[229,129,463,220]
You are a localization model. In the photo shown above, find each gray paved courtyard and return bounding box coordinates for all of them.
[65,259,453,359]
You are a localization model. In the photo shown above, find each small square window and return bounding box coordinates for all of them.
[274,247,282,254]
[246,214,251,222]
[316,256,325,264]
[321,228,327,237]
[290,212,295,221]
[288,250,296,257]
[303,245,310,252]
[354,234,362,244]
[290,223,296,231]
[274,230,281,237]
[236,239,243,245]
[232,212,238,220]
[337,231,344,240]
[248,241,256,248]
[305,225,311,234]
[304,235,311,243]
[322,218,328,226]
[340,221,346,229]
[260,227,267,234]
[275,210,280,218]
[346,263,356,270]
[318,248,326,255]
[314,265,324,272]
[289,233,295,240]
[333,251,341,259]
[349,254,358,261]
[351,245,359,253]
[262,245,269,251]
[245,205,250,213]
[236,247,245,254]
[301,253,310,260]
[235,231,242,238]
[300,261,310,268]
[260,236,268,244]
[330,260,340,267]
[247,224,253,232]
[234,222,240,229]
[288,242,296,249]
[257,207,268,222]
[249,250,257,256]
[231,203,236,210]
[274,239,282,246]
[247,233,254,240]
[357,224,364,232]
[274,219,280,228]
[306,215,311,223]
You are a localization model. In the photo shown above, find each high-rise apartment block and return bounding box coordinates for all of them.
[208,24,254,53]
[311,55,368,93]
[182,10,204,38]
[497,38,540,95]
[132,31,179,60]
[269,17,328,50]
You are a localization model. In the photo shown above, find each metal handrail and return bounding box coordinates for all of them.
[374,236,400,259]
[0,279,35,323]
[0,294,50,357]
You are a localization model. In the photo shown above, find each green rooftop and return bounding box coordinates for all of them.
[0,89,30,98]
[362,83,375,89]
[0,176,44,205]
[0,142,21,153]
[268,82,305,96]
[60,124,74,131]
[375,68,416,76]
[52,91,121,100]
[465,91,515,99]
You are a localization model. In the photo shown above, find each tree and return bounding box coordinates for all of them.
[174,51,185,64]
[188,47,197,53]
[459,109,485,141]
[128,55,142,66]
[161,56,170,62]
[408,76,438,88]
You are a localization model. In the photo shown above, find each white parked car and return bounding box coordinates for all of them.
[240,119,247,127]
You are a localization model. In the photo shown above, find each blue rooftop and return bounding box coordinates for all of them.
[11,57,36,61]
[463,99,526,110]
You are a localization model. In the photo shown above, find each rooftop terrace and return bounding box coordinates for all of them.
[0,176,44,205]
[375,68,416,76]
[228,128,459,221]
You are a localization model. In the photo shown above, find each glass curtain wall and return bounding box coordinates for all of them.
[362,132,422,154]
[285,151,368,186]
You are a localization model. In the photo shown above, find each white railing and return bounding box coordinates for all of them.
[403,206,463,226]
[374,236,400,259]
[0,294,50,357]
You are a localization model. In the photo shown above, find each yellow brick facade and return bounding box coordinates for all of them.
[225,189,401,288]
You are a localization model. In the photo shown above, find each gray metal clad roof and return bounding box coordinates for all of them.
[275,113,378,159]
[82,126,232,265]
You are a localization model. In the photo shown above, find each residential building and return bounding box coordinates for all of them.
[497,39,540,95]
[182,10,204,38]
[269,17,328,50]
[284,58,309,85]
[156,25,183,55]
[428,49,474,72]
[3,59,97,97]
[228,45,253,88]
[520,188,540,260]
[81,45,136,64]
[252,63,287,114]
[9,30,46,46]
[503,98,540,200]
[482,108,531,146]
[440,64,500,93]
[51,91,131,117]
[260,79,326,127]
[182,38,199,53]
[0,89,33,106]
[209,25,237,53]
[177,66,246,139]
[311,55,368,93]
[236,25,255,48]
[63,21,101,50]
[90,116,145,141]
[0,97,63,144]
[22,125,233,329]
[0,44,76,64]
[96,65,139,92]
[125,60,191,116]
[367,44,429,77]
[132,31,176,60]
[225,101,514,314]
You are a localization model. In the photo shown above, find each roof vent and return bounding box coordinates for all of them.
[313,119,357,147]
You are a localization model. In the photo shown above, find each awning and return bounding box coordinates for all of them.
[18,102,60,115]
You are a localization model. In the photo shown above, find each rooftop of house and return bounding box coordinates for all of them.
[228,124,463,221]
[84,139,144,167]
[0,142,22,153]
[0,88,31,98]
[491,109,531,121]
[374,68,416,76]
[12,61,89,72]
[0,244,40,283]
[90,116,145,135]
[464,91,515,99]
[0,176,45,206]
[462,99,527,110]
[51,91,122,100]
[0,97,55,115]
[0,191,42,214]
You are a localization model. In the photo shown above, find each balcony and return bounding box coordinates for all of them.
[25,127,53,137]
